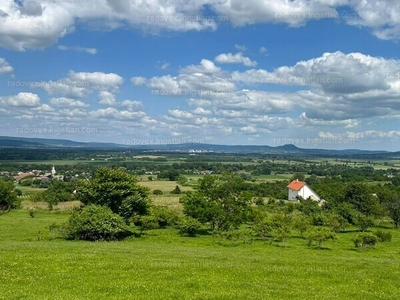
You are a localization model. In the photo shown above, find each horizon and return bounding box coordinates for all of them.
[0,135,395,152]
[1,1,400,151]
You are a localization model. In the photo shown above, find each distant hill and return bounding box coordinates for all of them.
[0,136,393,156]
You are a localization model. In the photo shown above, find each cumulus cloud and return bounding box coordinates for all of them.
[50,97,89,107]
[0,58,13,74]
[215,52,257,67]
[120,100,144,111]
[34,71,124,98]
[98,91,117,105]
[131,76,147,86]
[180,59,222,74]
[2,0,400,52]
[0,92,40,107]
[89,108,146,120]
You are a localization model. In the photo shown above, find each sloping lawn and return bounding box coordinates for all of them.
[1,211,399,299]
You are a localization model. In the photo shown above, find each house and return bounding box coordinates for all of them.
[287,179,320,201]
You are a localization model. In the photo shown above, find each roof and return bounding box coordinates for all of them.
[287,180,306,191]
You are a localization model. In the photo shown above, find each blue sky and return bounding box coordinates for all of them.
[1,0,400,150]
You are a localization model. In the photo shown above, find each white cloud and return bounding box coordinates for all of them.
[35,71,124,98]
[58,45,98,55]
[180,59,222,74]
[0,58,13,74]
[2,0,400,52]
[89,108,146,120]
[0,92,40,107]
[34,104,55,112]
[50,97,89,107]
[131,76,147,86]
[120,100,144,111]
[98,91,117,105]
[215,52,257,67]
[259,47,268,55]
[234,44,247,52]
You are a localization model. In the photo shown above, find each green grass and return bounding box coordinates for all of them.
[1,211,400,299]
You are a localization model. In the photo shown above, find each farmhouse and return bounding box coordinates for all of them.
[287,179,320,201]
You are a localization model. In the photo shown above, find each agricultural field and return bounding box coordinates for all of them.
[1,211,400,300]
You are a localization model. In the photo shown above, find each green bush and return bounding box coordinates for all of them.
[353,233,377,249]
[0,180,20,212]
[132,215,159,236]
[151,206,182,228]
[61,205,133,241]
[153,189,163,195]
[179,216,201,237]
[374,230,392,243]
[171,185,181,194]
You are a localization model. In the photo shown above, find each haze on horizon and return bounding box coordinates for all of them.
[1,1,400,151]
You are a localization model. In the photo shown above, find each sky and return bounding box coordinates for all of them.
[0,1,400,150]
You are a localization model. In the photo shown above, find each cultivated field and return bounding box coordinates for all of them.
[1,211,399,299]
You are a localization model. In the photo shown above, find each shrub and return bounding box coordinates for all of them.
[171,185,181,194]
[153,189,163,195]
[354,233,377,249]
[133,215,159,236]
[29,209,36,218]
[255,197,264,206]
[179,216,201,237]
[61,205,132,241]
[375,230,392,243]
[151,206,182,228]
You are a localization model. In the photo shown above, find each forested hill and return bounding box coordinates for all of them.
[0,136,395,156]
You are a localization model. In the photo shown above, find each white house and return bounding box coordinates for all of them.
[287,179,320,201]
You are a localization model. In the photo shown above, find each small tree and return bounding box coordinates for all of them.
[270,214,292,247]
[356,213,375,232]
[177,175,188,185]
[171,185,181,195]
[326,214,349,233]
[77,167,150,223]
[0,180,20,213]
[291,214,311,237]
[386,197,400,228]
[305,227,336,249]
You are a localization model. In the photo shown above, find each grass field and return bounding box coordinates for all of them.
[138,180,193,193]
[1,211,400,299]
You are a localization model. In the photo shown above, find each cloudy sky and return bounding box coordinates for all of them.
[1,0,400,150]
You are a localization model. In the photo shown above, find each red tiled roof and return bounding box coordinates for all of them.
[287,180,306,191]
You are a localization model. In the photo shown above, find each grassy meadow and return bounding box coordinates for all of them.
[1,210,400,300]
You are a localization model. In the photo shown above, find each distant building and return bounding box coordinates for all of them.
[287,179,320,201]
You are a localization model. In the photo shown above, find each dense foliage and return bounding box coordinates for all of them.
[77,167,150,223]
[0,180,20,213]
[59,205,132,241]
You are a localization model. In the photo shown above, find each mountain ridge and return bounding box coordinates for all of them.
[0,136,394,155]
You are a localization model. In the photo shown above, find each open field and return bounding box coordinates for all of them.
[17,186,47,194]
[1,211,400,299]
[138,180,193,193]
